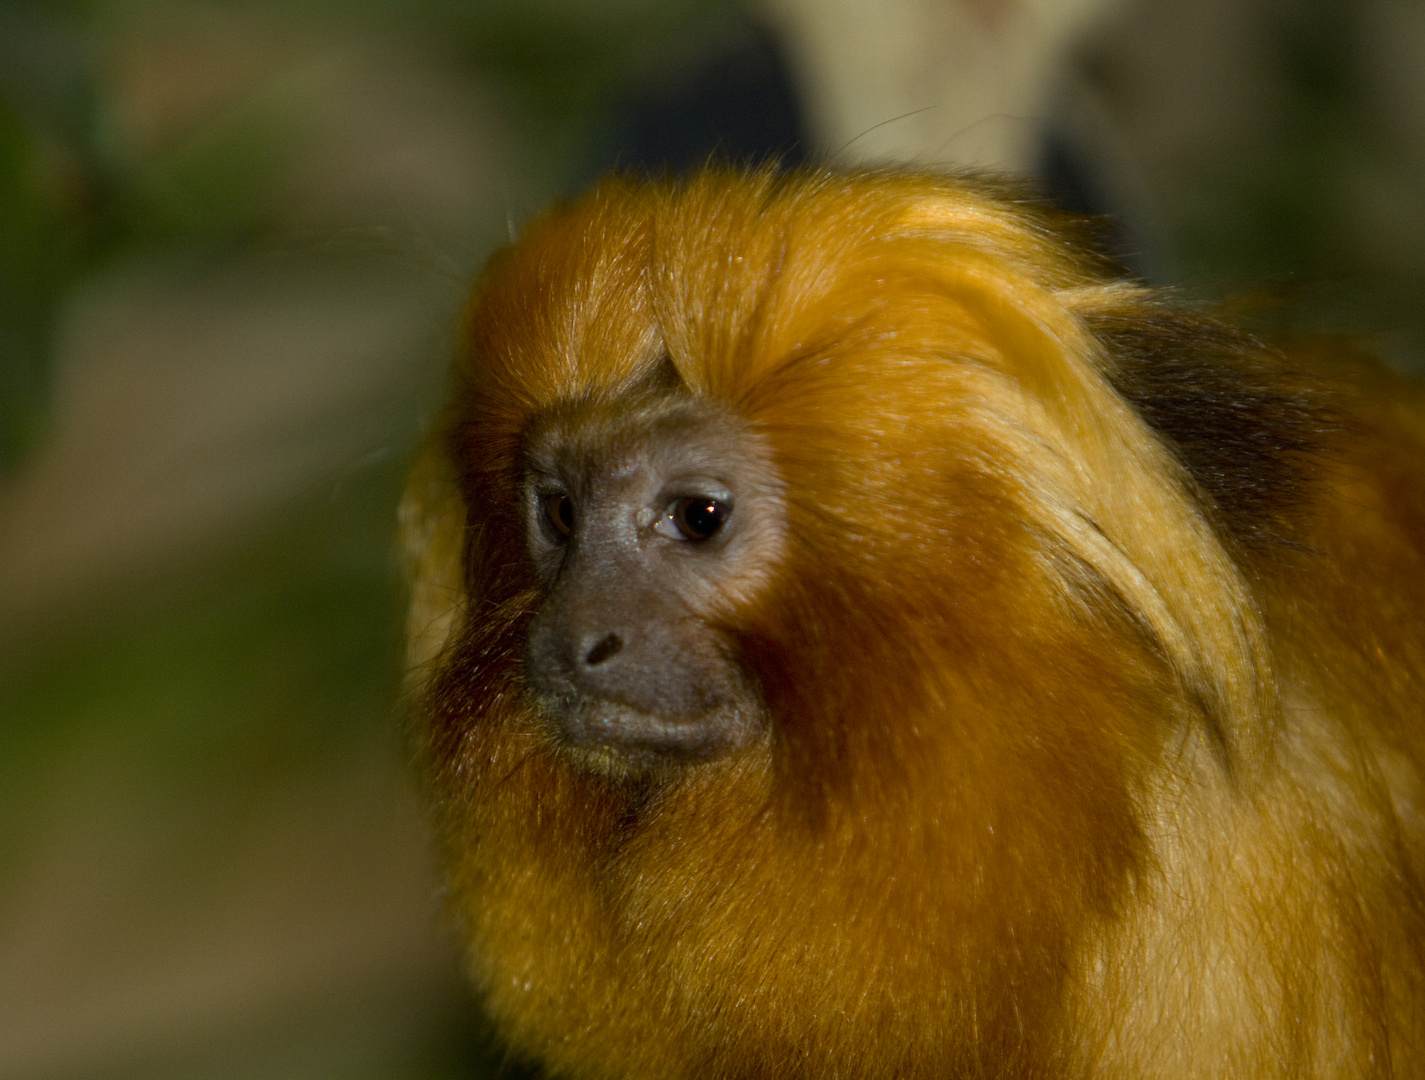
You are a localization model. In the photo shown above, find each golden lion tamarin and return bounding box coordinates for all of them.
[403,168,1425,1078]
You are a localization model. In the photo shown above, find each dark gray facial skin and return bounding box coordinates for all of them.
[521,391,784,772]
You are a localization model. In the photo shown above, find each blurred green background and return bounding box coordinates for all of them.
[1,1,1422,1078]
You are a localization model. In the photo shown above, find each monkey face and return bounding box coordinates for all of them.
[518,389,783,770]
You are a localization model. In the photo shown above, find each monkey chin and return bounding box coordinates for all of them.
[539,693,764,781]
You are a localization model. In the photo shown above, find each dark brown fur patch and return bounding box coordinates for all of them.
[1089,307,1337,550]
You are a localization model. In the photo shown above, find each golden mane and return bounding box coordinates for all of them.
[403,168,1425,1078]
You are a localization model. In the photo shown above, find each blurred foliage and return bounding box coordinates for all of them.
[1147,0,1425,365]
[0,1,102,466]
[0,457,405,854]
[0,0,739,470]
[1,1,1420,1077]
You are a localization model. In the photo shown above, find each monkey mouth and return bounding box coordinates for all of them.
[541,693,756,765]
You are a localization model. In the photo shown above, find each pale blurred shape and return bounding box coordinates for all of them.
[764,0,1125,171]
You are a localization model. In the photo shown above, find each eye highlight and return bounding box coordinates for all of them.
[544,493,575,537]
[670,496,728,541]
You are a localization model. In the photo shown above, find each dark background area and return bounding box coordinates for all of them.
[1,1,1422,1077]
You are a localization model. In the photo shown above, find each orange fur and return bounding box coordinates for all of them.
[403,169,1425,1078]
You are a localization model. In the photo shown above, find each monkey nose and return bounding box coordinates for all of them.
[583,632,623,666]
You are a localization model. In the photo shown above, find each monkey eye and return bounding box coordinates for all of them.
[544,493,575,537]
[669,496,727,541]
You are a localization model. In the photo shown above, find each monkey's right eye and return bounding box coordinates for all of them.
[544,493,575,537]
[670,496,727,541]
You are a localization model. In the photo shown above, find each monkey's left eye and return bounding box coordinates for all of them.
[669,496,727,541]
[544,493,575,537]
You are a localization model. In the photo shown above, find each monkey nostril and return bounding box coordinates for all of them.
[583,633,623,666]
